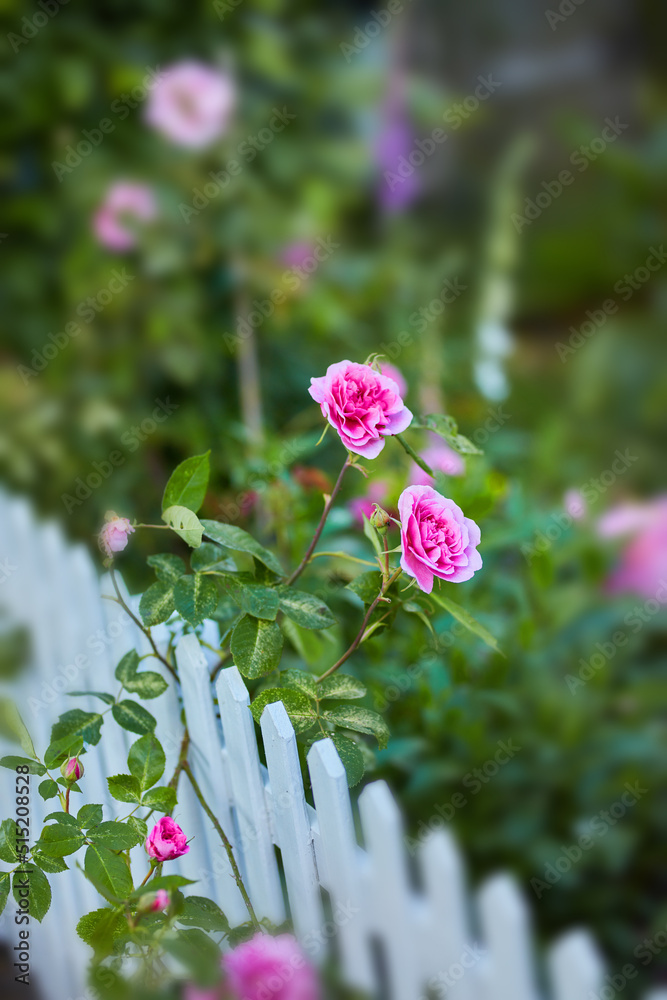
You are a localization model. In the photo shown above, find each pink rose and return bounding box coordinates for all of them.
[378,362,407,398]
[93,181,156,251]
[409,437,465,487]
[599,496,667,602]
[145,817,189,862]
[145,61,236,149]
[398,485,482,593]
[150,889,170,911]
[309,360,412,459]
[222,933,320,1000]
[60,757,83,781]
[99,516,134,557]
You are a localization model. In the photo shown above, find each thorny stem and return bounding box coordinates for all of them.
[168,729,191,794]
[109,566,179,683]
[182,761,260,931]
[316,567,402,682]
[284,455,351,586]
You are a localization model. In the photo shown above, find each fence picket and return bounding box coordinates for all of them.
[477,873,539,1000]
[548,929,605,1000]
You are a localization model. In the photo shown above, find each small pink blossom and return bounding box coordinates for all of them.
[99,516,134,557]
[378,362,407,398]
[410,437,465,487]
[93,181,156,251]
[61,757,84,781]
[309,360,412,459]
[281,242,315,270]
[145,817,189,862]
[184,986,220,1000]
[399,485,482,593]
[222,933,320,1000]
[564,489,586,520]
[145,61,236,149]
[599,496,667,602]
[150,889,170,911]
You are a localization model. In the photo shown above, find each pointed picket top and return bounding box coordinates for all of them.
[548,928,605,1000]
[478,872,539,1000]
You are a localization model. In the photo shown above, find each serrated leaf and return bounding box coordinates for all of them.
[128,816,148,841]
[250,688,317,734]
[276,587,337,629]
[115,650,168,699]
[87,821,142,851]
[141,786,176,813]
[329,733,365,786]
[190,542,237,574]
[0,871,10,915]
[0,755,46,775]
[318,674,367,700]
[48,709,103,764]
[346,571,382,605]
[139,581,176,627]
[162,506,204,548]
[37,823,85,857]
[429,591,504,656]
[128,734,165,791]
[281,668,317,698]
[115,650,139,683]
[0,819,18,862]
[78,804,104,828]
[38,778,59,800]
[68,691,116,705]
[112,701,156,735]
[44,811,79,825]
[201,521,284,576]
[231,615,283,678]
[216,573,280,620]
[76,907,125,952]
[147,553,187,583]
[85,844,133,902]
[130,875,195,899]
[323,705,390,749]
[107,774,142,804]
[413,414,483,455]
[13,864,51,922]
[162,452,210,514]
[174,574,218,626]
[0,698,37,759]
[162,927,221,977]
[32,851,68,873]
[177,895,229,932]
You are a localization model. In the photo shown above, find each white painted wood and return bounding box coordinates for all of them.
[549,929,605,1000]
[477,873,538,1000]
[216,666,285,924]
[260,701,325,956]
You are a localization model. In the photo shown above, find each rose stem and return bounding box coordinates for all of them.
[108,566,179,683]
[284,455,351,586]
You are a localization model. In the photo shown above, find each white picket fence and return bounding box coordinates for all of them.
[0,492,664,1000]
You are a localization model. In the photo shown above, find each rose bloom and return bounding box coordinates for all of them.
[410,438,465,488]
[598,496,667,602]
[398,485,482,593]
[222,933,320,1000]
[99,516,134,557]
[145,817,189,862]
[145,60,236,149]
[309,360,412,459]
[378,362,407,398]
[93,182,156,251]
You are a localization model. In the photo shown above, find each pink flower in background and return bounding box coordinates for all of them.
[309,360,412,459]
[410,437,465,488]
[281,242,314,270]
[145,61,236,149]
[99,516,134,557]
[348,480,391,526]
[564,489,587,520]
[399,485,482,593]
[378,362,407,398]
[150,889,170,911]
[184,986,220,1000]
[93,182,156,251]
[375,98,420,213]
[222,933,320,1000]
[145,817,189,862]
[598,496,667,602]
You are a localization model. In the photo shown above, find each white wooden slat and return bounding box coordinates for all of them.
[644,992,667,1000]
[215,666,285,924]
[477,873,539,1000]
[548,929,605,1000]
[307,738,376,993]
[260,701,325,956]
[358,780,423,1000]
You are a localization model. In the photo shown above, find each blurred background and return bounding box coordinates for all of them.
[1,0,666,991]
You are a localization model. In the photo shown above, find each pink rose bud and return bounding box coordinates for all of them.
[145,60,236,149]
[99,515,135,557]
[138,889,170,913]
[93,181,157,252]
[145,817,189,862]
[398,485,482,593]
[308,360,412,459]
[222,932,321,1000]
[60,757,84,782]
[370,504,391,534]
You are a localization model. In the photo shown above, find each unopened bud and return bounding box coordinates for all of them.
[60,757,84,782]
[370,504,390,534]
[137,889,170,914]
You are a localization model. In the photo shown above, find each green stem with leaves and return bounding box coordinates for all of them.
[108,566,179,683]
[285,454,351,586]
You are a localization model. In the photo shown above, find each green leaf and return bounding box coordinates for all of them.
[0,698,37,759]
[276,587,337,630]
[329,733,365,787]
[346,571,382,605]
[413,414,484,456]
[216,574,280,620]
[85,844,133,902]
[130,874,195,899]
[115,650,139,683]
[162,506,204,548]
[38,778,59,800]
[0,755,46,775]
[190,542,236,573]
[394,432,435,475]
[32,852,68,873]
[177,895,229,932]
[162,452,211,514]
[139,581,176,627]
[173,574,218,626]
[361,513,384,558]
[141,786,177,813]
[0,819,18,862]
[201,520,284,576]
[87,821,142,851]
[128,734,165,791]
[429,591,504,656]
[148,553,187,583]
[48,709,104,762]
[44,811,79,825]
[323,706,390,749]
[78,804,104,828]
[0,871,10,915]
[107,774,142,804]
[68,691,116,705]
[112,701,156,735]
[318,674,367,700]
[76,907,125,952]
[127,816,148,842]
[250,688,317,734]
[13,864,51,922]
[281,668,317,699]
[162,927,221,978]
[231,615,284,679]
[115,651,168,700]
[37,824,85,857]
